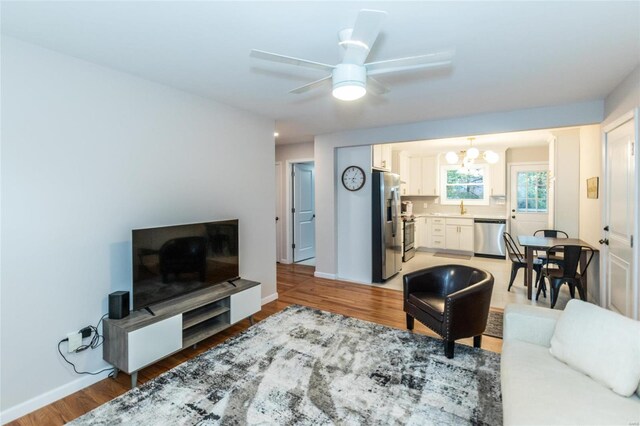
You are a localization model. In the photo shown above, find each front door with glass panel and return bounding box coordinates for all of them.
[509,164,549,243]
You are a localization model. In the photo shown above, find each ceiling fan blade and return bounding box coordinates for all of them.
[367,77,389,95]
[250,49,335,72]
[289,76,332,94]
[342,9,387,65]
[366,50,455,75]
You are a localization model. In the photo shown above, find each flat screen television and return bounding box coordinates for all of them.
[132,219,239,310]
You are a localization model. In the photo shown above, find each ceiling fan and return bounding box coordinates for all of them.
[250,9,454,101]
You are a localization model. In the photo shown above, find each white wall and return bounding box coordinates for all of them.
[275,142,314,263]
[578,125,602,303]
[506,146,548,163]
[0,38,276,420]
[314,101,604,278]
[336,146,372,283]
[551,128,581,238]
[603,66,640,125]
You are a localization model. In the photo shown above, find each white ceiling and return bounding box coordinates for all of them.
[2,1,638,145]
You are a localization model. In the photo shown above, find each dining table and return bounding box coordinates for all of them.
[517,236,597,300]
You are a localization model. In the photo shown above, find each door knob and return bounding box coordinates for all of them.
[511,215,516,219]
[599,238,609,245]
[276,217,279,221]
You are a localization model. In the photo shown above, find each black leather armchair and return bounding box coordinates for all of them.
[403,265,494,358]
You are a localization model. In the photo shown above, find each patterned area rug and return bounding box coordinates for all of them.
[70,306,502,425]
[483,311,504,339]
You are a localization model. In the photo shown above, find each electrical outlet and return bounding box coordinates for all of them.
[67,332,82,353]
[423,202,428,208]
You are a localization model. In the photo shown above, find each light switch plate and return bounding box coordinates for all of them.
[423,202,428,208]
[67,332,82,353]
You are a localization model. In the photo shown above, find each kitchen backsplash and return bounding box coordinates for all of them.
[401,196,507,217]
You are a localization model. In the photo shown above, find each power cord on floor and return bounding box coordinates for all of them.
[57,313,115,376]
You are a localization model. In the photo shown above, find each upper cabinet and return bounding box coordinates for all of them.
[372,144,392,171]
[489,149,506,197]
[407,155,440,196]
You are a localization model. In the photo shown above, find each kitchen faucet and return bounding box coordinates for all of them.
[460,200,467,215]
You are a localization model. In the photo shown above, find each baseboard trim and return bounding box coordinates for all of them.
[261,293,279,305]
[313,271,336,280]
[1,370,111,425]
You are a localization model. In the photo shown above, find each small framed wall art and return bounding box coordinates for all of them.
[586,177,599,199]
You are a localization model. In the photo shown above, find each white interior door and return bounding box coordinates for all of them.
[293,162,315,262]
[603,118,636,318]
[275,162,282,262]
[509,164,550,242]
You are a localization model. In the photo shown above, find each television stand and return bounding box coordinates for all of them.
[103,279,261,388]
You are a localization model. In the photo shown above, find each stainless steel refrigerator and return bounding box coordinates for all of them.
[372,170,402,282]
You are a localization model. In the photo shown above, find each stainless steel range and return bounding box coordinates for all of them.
[402,218,415,262]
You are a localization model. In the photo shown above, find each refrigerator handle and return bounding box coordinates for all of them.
[391,188,399,236]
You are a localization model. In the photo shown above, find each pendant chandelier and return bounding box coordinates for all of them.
[445,138,499,174]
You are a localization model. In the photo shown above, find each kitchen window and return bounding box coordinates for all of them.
[440,165,490,205]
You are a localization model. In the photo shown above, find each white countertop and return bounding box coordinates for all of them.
[411,213,507,220]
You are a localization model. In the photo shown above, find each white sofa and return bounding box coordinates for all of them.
[501,303,640,425]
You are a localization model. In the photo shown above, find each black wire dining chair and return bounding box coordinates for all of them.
[533,229,568,267]
[503,232,543,292]
[537,244,595,308]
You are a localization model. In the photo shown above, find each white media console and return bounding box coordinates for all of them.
[103,279,261,387]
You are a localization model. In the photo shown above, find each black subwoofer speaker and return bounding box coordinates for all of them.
[109,291,130,319]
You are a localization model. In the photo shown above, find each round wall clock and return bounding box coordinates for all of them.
[341,165,366,191]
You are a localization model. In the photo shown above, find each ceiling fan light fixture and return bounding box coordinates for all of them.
[332,64,367,101]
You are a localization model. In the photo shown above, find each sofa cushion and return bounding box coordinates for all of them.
[549,299,640,397]
[502,339,640,425]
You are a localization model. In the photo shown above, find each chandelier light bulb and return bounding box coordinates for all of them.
[483,150,499,164]
[445,151,459,164]
[467,147,480,160]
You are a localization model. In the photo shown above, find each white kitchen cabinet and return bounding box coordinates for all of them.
[414,217,424,249]
[444,218,474,251]
[429,217,446,249]
[398,151,410,196]
[489,150,506,197]
[407,156,439,196]
[408,157,422,195]
[372,144,392,171]
[421,156,439,196]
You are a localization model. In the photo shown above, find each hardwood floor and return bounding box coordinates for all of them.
[9,263,502,425]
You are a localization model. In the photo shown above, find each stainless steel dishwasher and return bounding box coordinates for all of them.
[474,218,506,258]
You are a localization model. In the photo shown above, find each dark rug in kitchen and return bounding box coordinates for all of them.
[433,252,472,260]
[69,305,502,425]
[483,310,503,339]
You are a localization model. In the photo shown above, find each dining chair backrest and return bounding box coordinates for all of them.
[546,245,594,278]
[503,232,524,263]
[534,229,569,239]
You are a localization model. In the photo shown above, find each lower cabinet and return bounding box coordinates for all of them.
[127,315,182,373]
[444,218,474,251]
[104,280,261,387]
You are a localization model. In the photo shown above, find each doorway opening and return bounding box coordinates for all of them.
[290,161,316,265]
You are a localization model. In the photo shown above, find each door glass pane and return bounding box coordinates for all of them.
[516,171,548,212]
